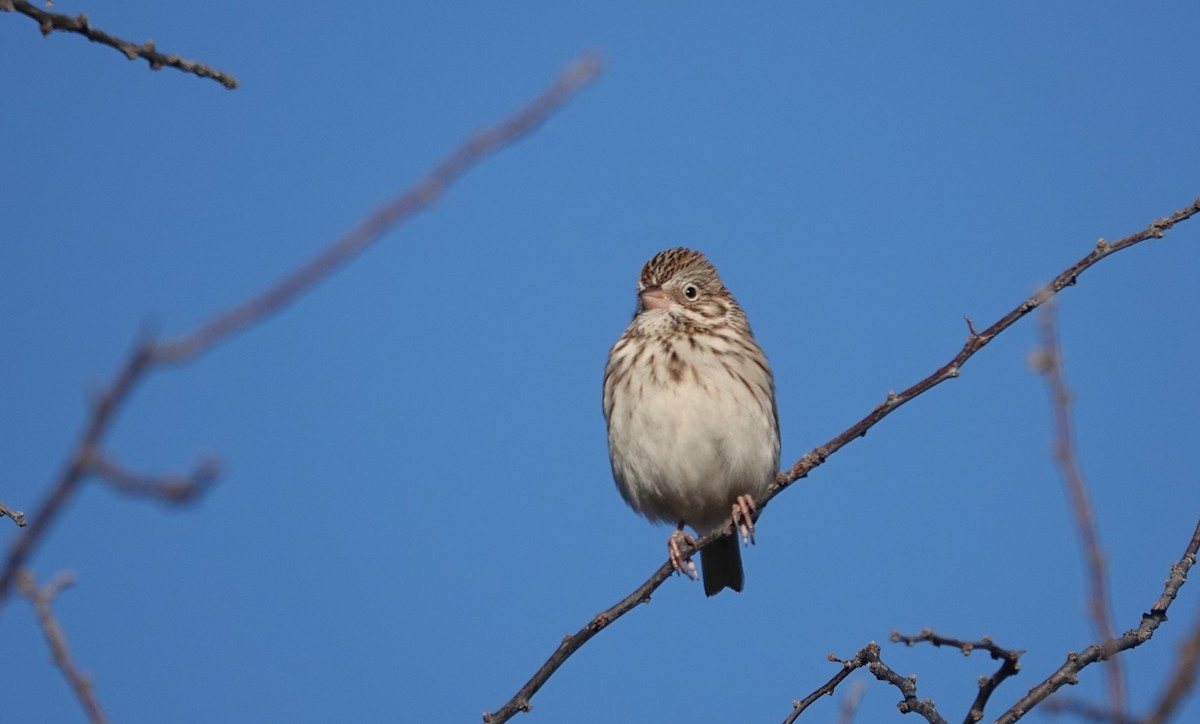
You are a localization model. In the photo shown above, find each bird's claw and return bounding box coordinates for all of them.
[668,528,699,580]
[733,494,757,546]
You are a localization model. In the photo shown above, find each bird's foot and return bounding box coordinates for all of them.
[733,494,758,546]
[668,527,699,580]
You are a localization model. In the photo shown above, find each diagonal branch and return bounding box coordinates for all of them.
[773,199,1200,494]
[1033,300,1126,713]
[17,569,106,724]
[484,198,1200,723]
[993,517,1200,724]
[0,54,603,609]
[2,0,239,89]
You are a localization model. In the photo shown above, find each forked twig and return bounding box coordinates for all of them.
[784,646,877,724]
[891,629,1022,723]
[17,569,106,724]
[785,642,949,724]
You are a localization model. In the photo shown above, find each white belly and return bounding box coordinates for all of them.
[605,337,778,532]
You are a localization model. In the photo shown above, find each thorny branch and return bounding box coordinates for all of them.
[0,55,603,611]
[17,569,106,724]
[1033,301,1126,714]
[484,199,1200,723]
[2,0,238,89]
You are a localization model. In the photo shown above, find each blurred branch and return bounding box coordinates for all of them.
[1040,697,1139,723]
[837,680,867,724]
[1,501,26,527]
[0,54,603,609]
[485,199,1200,723]
[994,517,1200,724]
[891,629,1022,723]
[1144,605,1200,724]
[17,569,106,724]
[85,450,220,503]
[1033,300,1126,713]
[1,0,239,89]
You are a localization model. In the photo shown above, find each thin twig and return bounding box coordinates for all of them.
[0,54,603,608]
[891,629,1022,724]
[993,517,1200,723]
[1033,300,1126,713]
[784,646,877,724]
[484,200,1200,723]
[785,643,948,724]
[773,204,1199,494]
[2,0,238,89]
[17,569,106,724]
[0,500,26,527]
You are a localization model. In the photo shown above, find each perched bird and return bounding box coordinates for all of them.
[603,248,780,595]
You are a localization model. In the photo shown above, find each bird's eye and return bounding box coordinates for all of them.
[683,284,699,300]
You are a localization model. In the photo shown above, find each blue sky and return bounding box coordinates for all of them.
[3,3,1198,722]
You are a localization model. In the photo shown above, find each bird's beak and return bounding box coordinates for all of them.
[639,285,670,311]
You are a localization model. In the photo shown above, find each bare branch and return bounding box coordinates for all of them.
[784,643,949,723]
[0,54,603,609]
[784,646,877,724]
[482,564,671,723]
[1,0,238,89]
[485,200,1200,723]
[994,517,1200,724]
[862,644,948,723]
[891,629,1022,723]
[0,500,26,527]
[1033,300,1126,713]
[773,201,1200,494]
[17,569,106,724]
